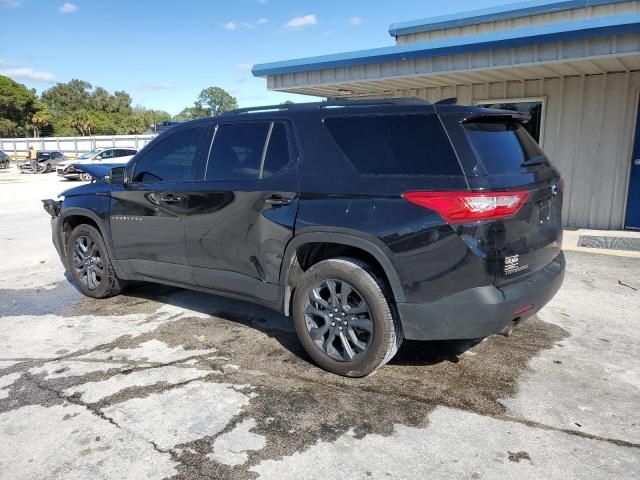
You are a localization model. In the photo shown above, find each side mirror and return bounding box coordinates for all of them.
[108,167,127,184]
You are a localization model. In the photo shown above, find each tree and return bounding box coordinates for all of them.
[31,107,53,138]
[41,79,92,115]
[0,75,38,137]
[175,106,208,122]
[195,87,238,116]
[70,111,93,136]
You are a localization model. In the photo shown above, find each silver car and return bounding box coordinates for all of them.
[57,147,137,180]
[18,151,66,173]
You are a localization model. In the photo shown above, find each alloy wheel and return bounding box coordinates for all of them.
[72,235,104,290]
[303,279,373,362]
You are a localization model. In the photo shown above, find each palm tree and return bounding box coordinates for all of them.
[31,109,52,138]
[70,112,93,136]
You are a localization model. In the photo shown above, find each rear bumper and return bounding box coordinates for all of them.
[397,252,565,340]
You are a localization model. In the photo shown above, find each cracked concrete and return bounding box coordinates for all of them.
[0,168,639,479]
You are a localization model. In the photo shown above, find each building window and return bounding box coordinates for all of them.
[475,98,545,146]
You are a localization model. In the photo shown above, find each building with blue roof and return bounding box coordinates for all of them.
[253,0,640,230]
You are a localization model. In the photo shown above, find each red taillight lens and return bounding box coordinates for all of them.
[403,190,529,223]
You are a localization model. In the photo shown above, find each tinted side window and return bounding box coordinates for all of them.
[99,150,114,160]
[464,122,545,174]
[115,149,135,157]
[206,123,269,181]
[133,127,203,182]
[262,123,290,179]
[324,115,462,176]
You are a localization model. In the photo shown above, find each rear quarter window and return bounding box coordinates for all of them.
[324,114,462,176]
[464,122,545,174]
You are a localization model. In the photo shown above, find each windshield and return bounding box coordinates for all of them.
[78,148,102,159]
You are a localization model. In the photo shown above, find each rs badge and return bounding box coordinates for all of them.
[504,254,528,275]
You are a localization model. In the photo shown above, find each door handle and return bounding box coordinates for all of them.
[265,195,293,206]
[159,194,182,204]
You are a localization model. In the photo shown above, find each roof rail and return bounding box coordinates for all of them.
[222,104,302,115]
[435,97,457,105]
[222,97,432,115]
[322,97,431,107]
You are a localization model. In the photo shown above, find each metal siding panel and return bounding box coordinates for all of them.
[393,1,640,42]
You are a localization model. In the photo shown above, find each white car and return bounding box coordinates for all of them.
[57,147,137,180]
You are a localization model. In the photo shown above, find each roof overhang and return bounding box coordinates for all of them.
[387,0,631,37]
[253,13,640,98]
[253,13,640,78]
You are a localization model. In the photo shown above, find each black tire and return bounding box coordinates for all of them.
[66,224,123,298]
[80,172,92,182]
[292,257,403,377]
[45,163,52,173]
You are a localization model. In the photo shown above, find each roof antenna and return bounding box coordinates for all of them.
[435,97,457,105]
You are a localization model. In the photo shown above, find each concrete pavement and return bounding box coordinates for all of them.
[0,167,638,479]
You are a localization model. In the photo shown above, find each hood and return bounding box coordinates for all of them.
[71,162,126,181]
[60,178,117,197]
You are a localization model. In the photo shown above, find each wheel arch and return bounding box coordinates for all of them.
[59,208,117,268]
[280,232,405,316]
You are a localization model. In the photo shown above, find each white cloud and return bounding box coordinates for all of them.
[59,2,77,13]
[349,16,363,26]
[223,21,238,31]
[0,67,55,83]
[224,18,268,30]
[235,63,253,72]
[285,14,317,30]
[0,0,23,8]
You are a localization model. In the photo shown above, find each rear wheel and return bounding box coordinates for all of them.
[66,224,123,298]
[292,257,402,377]
[80,172,92,181]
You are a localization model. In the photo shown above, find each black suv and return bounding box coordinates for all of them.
[44,98,565,377]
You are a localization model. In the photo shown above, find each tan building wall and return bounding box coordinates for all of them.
[382,72,638,229]
[395,1,640,44]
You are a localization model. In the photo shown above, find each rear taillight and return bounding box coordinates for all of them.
[403,190,529,223]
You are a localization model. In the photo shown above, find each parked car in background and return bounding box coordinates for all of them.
[0,151,10,169]
[57,147,137,180]
[44,98,565,377]
[18,151,66,173]
[146,120,181,134]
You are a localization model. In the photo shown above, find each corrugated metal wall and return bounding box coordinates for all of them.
[396,1,640,44]
[390,72,638,229]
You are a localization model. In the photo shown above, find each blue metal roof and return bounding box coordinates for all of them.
[252,13,640,77]
[388,0,632,37]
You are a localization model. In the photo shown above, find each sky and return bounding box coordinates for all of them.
[1,0,527,115]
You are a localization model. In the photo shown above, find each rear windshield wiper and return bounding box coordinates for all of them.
[521,155,547,167]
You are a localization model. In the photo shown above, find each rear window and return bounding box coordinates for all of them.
[464,122,545,174]
[324,114,462,176]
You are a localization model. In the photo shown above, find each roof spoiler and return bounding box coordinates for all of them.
[462,111,531,124]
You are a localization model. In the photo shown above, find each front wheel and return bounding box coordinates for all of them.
[292,257,402,377]
[66,224,123,298]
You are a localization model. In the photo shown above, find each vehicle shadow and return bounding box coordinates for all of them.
[117,282,480,369]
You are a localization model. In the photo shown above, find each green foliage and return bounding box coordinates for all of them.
[195,87,238,116]
[0,75,38,137]
[0,75,238,138]
[175,106,208,122]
